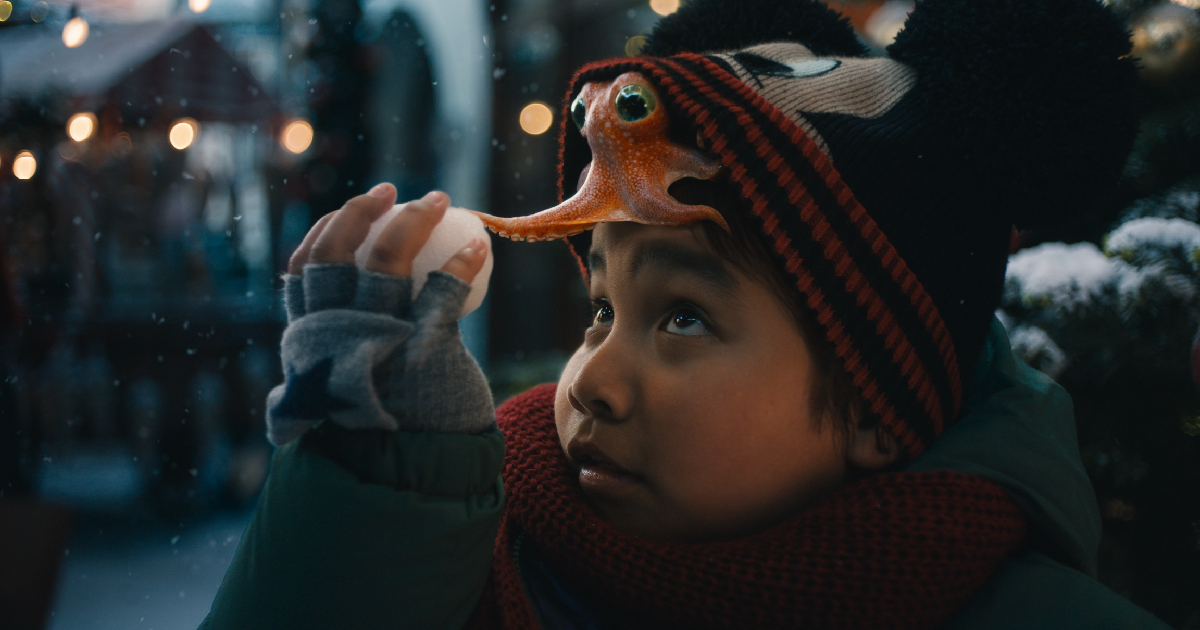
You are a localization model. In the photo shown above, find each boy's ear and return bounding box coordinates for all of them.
[846,424,901,470]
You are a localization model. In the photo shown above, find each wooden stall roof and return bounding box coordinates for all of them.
[0,17,275,122]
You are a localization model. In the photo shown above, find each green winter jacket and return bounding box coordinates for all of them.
[200,319,1170,629]
[913,320,1170,629]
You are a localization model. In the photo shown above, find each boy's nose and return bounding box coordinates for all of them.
[568,340,633,423]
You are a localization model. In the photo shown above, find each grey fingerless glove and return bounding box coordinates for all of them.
[266,264,494,446]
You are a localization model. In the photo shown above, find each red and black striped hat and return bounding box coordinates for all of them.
[558,0,1140,456]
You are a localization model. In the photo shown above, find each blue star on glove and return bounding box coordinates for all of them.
[269,357,356,420]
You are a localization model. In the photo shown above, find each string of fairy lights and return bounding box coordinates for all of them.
[0,0,318,182]
[0,0,684,180]
[3,111,315,182]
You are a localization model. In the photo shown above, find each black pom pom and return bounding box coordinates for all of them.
[888,0,1141,230]
[641,0,869,58]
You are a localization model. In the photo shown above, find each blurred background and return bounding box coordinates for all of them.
[0,0,1198,628]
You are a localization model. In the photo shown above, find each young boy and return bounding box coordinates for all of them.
[202,0,1172,627]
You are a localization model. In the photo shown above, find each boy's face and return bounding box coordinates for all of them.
[555,221,849,541]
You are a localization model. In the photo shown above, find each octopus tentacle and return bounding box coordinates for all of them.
[474,72,726,242]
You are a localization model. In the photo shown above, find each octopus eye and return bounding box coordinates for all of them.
[614,84,656,122]
[571,95,587,130]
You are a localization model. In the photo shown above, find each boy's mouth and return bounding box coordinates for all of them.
[566,440,643,497]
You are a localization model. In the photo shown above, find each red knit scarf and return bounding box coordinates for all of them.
[472,384,1027,629]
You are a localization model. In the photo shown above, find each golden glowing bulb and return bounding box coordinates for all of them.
[62,16,89,48]
[0,1,13,21]
[188,0,211,13]
[519,102,553,135]
[649,0,680,16]
[625,35,647,57]
[169,118,199,150]
[281,119,314,154]
[67,112,97,142]
[13,151,37,180]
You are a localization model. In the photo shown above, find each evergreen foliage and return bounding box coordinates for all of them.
[1001,5,1200,623]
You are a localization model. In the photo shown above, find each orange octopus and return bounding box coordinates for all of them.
[474,72,726,242]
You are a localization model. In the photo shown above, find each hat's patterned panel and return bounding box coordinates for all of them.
[712,43,917,164]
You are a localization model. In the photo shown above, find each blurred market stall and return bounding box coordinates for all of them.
[0,0,1197,628]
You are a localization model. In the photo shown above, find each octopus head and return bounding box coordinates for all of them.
[475,72,726,243]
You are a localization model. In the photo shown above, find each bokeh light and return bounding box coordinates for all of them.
[189,0,211,13]
[13,151,37,180]
[0,1,13,21]
[30,0,48,22]
[169,118,199,150]
[281,119,314,154]
[67,112,97,141]
[519,102,554,135]
[62,16,89,48]
[649,0,680,16]
[625,35,647,57]
[863,1,913,49]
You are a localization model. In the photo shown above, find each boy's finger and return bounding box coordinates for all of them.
[309,183,398,265]
[438,238,488,284]
[364,191,450,277]
[288,212,336,274]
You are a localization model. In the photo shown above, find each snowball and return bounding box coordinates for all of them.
[354,204,493,318]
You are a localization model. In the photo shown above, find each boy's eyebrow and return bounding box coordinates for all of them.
[587,250,606,274]
[628,242,737,292]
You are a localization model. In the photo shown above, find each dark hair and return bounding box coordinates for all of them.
[668,177,867,443]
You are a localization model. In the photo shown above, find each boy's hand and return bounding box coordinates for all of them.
[267,184,496,446]
[288,183,488,285]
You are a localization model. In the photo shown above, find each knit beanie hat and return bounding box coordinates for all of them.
[478,0,1140,457]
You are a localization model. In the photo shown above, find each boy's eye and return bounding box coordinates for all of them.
[664,309,711,336]
[591,300,614,326]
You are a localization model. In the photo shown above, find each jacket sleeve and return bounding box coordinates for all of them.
[200,266,504,630]
[200,425,504,630]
